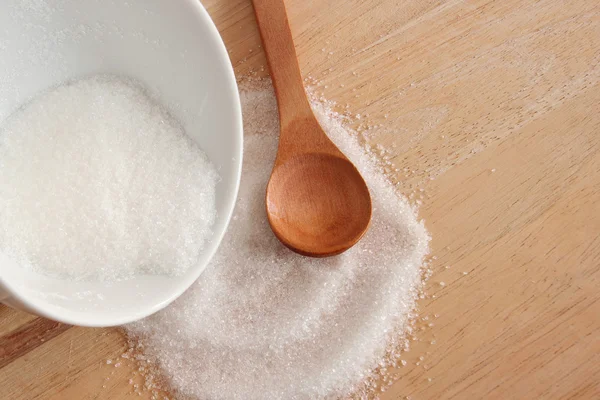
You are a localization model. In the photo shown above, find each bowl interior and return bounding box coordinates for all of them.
[0,0,242,326]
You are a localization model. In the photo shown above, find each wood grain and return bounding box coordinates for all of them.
[1,0,599,399]
[0,318,70,369]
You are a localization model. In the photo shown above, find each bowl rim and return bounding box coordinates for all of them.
[0,0,243,327]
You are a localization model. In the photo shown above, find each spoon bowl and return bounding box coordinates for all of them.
[266,153,371,257]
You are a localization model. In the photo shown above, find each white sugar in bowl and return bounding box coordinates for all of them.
[0,0,242,327]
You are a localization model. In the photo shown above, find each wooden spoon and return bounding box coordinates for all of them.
[253,0,372,257]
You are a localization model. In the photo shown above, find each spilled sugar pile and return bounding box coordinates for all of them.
[125,80,430,399]
[0,75,218,281]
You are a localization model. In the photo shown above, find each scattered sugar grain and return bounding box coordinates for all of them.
[125,81,430,400]
[0,75,218,281]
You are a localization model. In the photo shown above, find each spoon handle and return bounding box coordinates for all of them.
[252,0,311,124]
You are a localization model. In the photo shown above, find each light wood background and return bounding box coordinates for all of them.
[1,0,599,399]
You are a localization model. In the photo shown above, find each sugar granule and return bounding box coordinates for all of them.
[0,74,218,281]
[125,81,430,399]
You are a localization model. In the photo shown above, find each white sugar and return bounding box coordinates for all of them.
[125,81,430,399]
[0,75,218,281]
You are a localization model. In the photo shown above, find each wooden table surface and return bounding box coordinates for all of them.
[1,0,599,399]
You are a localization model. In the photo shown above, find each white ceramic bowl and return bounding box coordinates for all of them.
[0,0,242,327]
